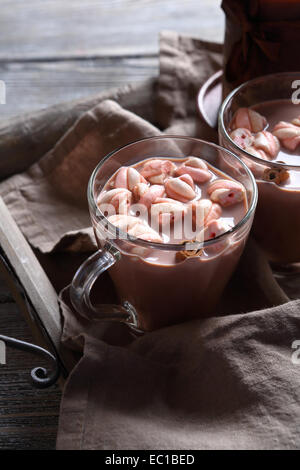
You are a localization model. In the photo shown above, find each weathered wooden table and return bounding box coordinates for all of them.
[0,0,223,449]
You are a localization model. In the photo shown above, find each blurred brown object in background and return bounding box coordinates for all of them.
[222,0,300,97]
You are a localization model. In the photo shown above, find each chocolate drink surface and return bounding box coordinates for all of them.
[251,100,300,263]
[228,101,300,264]
[252,100,300,169]
[96,157,248,330]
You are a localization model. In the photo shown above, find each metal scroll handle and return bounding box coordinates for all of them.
[0,249,62,388]
[0,334,60,388]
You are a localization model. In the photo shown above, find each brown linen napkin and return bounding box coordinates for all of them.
[0,32,299,450]
[0,32,222,254]
[0,99,161,252]
[0,78,156,180]
[156,32,222,139]
[57,292,300,450]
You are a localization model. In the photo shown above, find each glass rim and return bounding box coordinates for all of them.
[88,135,258,252]
[219,71,300,171]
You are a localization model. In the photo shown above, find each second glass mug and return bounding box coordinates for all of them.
[70,136,257,332]
[219,73,300,267]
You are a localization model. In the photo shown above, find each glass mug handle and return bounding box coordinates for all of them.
[70,243,138,327]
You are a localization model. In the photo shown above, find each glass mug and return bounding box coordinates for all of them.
[70,136,257,332]
[219,72,300,267]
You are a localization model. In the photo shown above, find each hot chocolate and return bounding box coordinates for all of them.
[95,156,249,330]
[98,157,248,246]
[70,137,256,331]
[227,101,300,263]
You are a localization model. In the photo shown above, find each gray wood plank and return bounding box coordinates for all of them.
[0,0,224,60]
[0,57,158,119]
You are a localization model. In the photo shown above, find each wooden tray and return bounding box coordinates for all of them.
[0,197,74,387]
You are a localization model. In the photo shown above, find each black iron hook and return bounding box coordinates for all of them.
[0,247,63,388]
[0,334,60,388]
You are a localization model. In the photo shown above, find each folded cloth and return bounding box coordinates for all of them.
[0,99,161,252]
[57,291,300,450]
[0,33,222,253]
[0,32,299,450]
